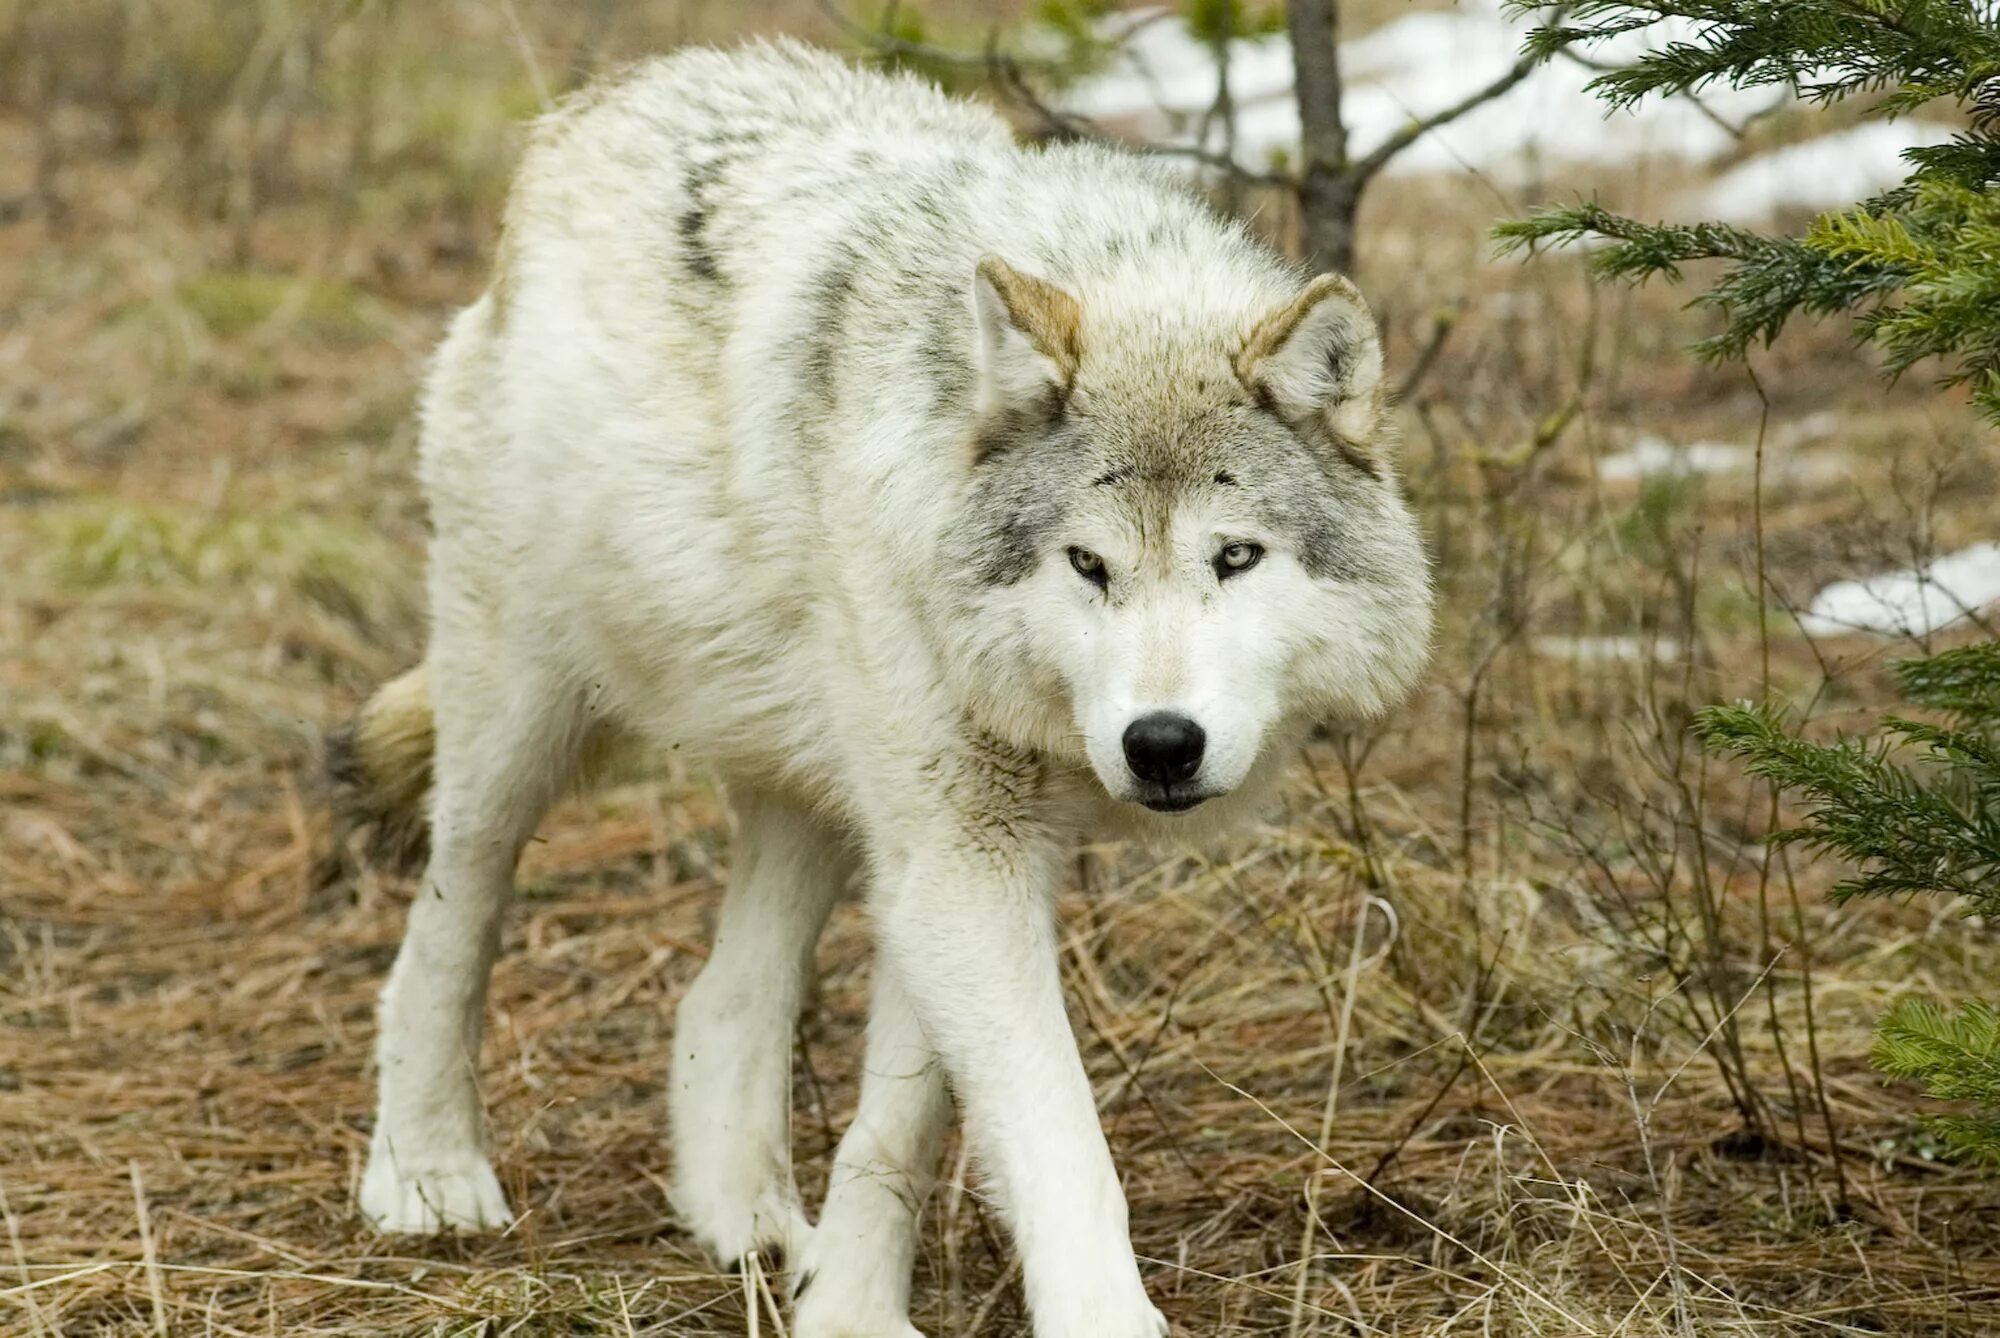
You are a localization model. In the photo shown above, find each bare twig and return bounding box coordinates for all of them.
[1204,1063,1598,1333]
[815,0,1061,71]
[1289,893,1393,1338]
[984,36,1287,185]
[496,0,551,109]
[130,1161,168,1338]
[1394,303,1464,404]
[0,1174,48,1338]
[823,2,1288,187]
[1350,47,1544,188]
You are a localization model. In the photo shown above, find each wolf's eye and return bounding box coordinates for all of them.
[1215,542,1263,579]
[1068,546,1109,589]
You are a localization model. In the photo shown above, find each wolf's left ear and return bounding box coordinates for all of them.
[1236,274,1385,456]
[970,256,1081,418]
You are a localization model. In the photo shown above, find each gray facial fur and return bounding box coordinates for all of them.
[946,376,1400,591]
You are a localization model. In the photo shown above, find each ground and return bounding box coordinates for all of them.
[3,2,2000,1335]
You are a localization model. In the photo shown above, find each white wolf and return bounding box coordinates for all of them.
[336,42,1431,1338]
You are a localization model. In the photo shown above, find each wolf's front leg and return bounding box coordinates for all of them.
[867,832,1166,1338]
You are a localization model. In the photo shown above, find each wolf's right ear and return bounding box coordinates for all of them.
[970,257,1081,418]
[1237,274,1386,459]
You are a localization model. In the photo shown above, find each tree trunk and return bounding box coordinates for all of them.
[1296,163,1358,276]
[1286,0,1358,275]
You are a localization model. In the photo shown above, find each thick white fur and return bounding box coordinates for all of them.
[358,43,1432,1338]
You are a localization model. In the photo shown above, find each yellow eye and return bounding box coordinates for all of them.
[1068,546,1108,588]
[1216,542,1263,578]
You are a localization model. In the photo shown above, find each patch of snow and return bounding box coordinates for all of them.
[1595,432,1852,485]
[1532,635,1682,663]
[1477,290,1546,317]
[1062,0,1786,179]
[1778,411,1842,446]
[1597,435,1752,482]
[1798,543,2000,637]
[1685,120,1960,222]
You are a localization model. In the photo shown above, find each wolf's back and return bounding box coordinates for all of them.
[513,40,1012,204]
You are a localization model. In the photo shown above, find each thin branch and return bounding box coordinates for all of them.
[1557,46,1791,141]
[814,0,1062,71]
[987,46,1288,184]
[1142,140,1291,187]
[1394,303,1464,404]
[1349,45,1551,187]
[821,1,1289,187]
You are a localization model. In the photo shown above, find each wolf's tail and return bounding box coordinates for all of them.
[326,663,435,873]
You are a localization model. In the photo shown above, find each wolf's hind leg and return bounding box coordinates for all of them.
[671,787,849,1269]
[792,969,947,1338]
[361,649,585,1234]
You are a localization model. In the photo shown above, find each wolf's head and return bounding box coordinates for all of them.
[942,255,1434,817]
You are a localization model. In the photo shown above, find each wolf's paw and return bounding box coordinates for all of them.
[1107,1303,1170,1337]
[787,1235,928,1338]
[1038,1300,1170,1338]
[1109,1305,1171,1337]
[792,1320,926,1338]
[791,1292,927,1338]
[359,1149,510,1233]
[680,1183,813,1274]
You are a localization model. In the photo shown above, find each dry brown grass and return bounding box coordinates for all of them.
[4,2,2000,1334]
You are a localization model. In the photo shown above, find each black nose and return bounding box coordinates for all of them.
[1122,712,1206,785]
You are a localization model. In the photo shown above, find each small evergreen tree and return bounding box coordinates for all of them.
[1698,643,2000,1163]
[1494,1,2000,1161]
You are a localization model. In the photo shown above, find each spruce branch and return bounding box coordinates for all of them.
[1501,1,2000,421]
[1875,999,2000,1166]
[1897,641,2000,719]
[1693,700,2000,905]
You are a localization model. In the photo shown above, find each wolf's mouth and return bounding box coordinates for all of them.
[1141,792,1210,814]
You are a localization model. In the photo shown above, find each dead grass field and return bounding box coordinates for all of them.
[4,2,2000,1334]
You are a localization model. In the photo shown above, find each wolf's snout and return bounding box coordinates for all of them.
[1122,712,1206,785]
